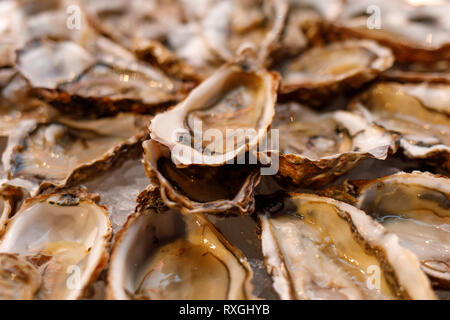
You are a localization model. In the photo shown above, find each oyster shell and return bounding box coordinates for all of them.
[0,188,112,299]
[150,58,279,166]
[382,61,450,84]
[0,72,57,137]
[3,113,149,193]
[0,182,27,236]
[316,0,450,63]
[272,102,397,187]
[143,140,261,216]
[324,171,450,287]
[16,39,190,118]
[278,40,393,105]
[107,185,255,299]
[202,0,288,64]
[350,82,450,171]
[259,193,437,299]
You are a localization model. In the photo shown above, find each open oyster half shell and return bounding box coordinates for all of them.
[150,58,279,167]
[0,188,112,300]
[107,185,255,299]
[322,171,450,288]
[3,113,149,194]
[272,102,398,187]
[259,193,436,299]
[16,39,191,118]
[351,82,450,171]
[278,40,393,105]
[143,140,261,216]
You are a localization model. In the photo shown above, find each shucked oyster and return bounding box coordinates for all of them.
[0,182,27,236]
[323,171,450,287]
[350,82,450,171]
[203,0,288,64]
[272,102,397,187]
[16,40,190,118]
[3,113,149,193]
[143,140,261,216]
[318,0,450,63]
[0,188,111,300]
[107,185,255,299]
[150,58,279,167]
[278,40,393,105]
[260,193,436,299]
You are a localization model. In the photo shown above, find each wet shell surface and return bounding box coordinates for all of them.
[3,113,149,193]
[278,40,393,105]
[16,39,190,118]
[149,58,279,167]
[321,0,450,63]
[351,82,450,171]
[259,192,436,300]
[107,185,255,299]
[272,102,397,187]
[0,188,112,299]
[142,140,261,216]
[323,171,450,288]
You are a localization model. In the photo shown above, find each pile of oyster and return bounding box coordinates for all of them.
[0,0,448,300]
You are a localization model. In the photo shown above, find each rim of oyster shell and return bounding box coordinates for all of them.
[350,82,450,171]
[278,40,393,104]
[142,139,261,216]
[202,0,288,64]
[150,58,279,167]
[0,181,27,237]
[272,102,398,187]
[259,192,437,300]
[107,185,255,300]
[2,113,149,194]
[0,188,112,300]
[381,61,450,84]
[16,39,191,118]
[313,0,450,63]
[345,171,450,288]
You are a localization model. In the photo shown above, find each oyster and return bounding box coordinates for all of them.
[350,82,450,171]
[272,102,397,187]
[0,188,112,299]
[382,60,450,83]
[259,193,437,299]
[317,0,450,63]
[324,171,450,287]
[16,39,190,118]
[278,40,393,105]
[202,0,288,64]
[3,113,149,193]
[107,185,254,299]
[150,58,279,166]
[0,182,27,236]
[143,140,261,216]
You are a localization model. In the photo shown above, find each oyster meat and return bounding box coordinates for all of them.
[351,82,450,171]
[278,40,393,105]
[260,193,436,299]
[272,102,397,187]
[0,188,112,299]
[107,185,255,299]
[3,113,149,193]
